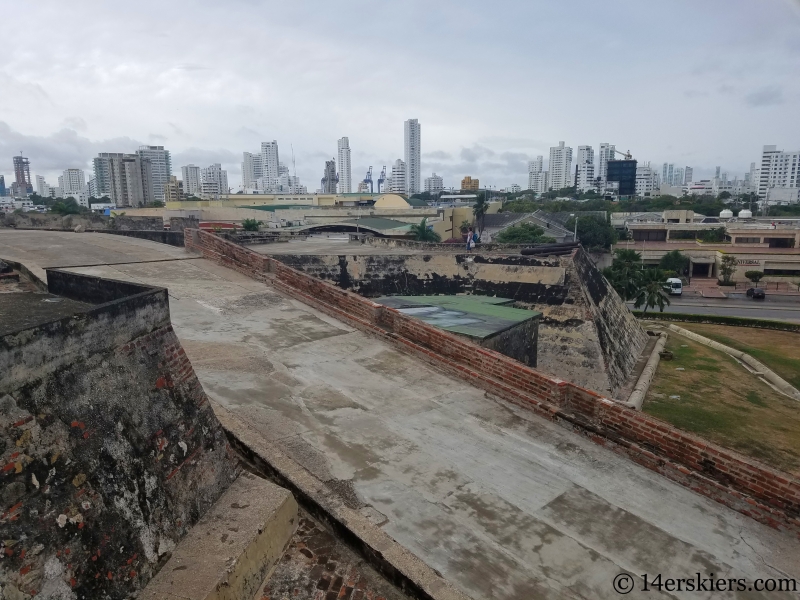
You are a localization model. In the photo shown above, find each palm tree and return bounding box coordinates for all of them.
[603,249,643,300]
[472,193,489,237]
[409,217,442,242]
[634,268,671,313]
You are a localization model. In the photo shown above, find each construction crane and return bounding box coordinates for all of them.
[614,149,633,160]
[377,166,387,193]
[363,166,373,194]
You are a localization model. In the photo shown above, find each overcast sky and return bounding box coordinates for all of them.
[1,0,799,192]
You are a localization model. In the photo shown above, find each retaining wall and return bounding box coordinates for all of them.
[185,228,800,538]
[0,269,238,598]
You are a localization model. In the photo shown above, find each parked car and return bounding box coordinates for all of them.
[665,277,683,296]
[746,287,766,299]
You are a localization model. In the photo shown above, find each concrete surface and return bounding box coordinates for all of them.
[142,472,298,600]
[3,230,800,600]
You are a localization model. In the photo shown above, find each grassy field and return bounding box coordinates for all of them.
[642,324,800,475]
[669,323,800,389]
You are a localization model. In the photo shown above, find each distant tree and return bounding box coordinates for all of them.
[472,193,489,235]
[659,250,689,275]
[410,191,434,202]
[719,254,737,284]
[49,198,83,215]
[495,223,555,244]
[145,200,165,208]
[409,217,441,242]
[718,191,732,200]
[745,270,764,285]
[699,227,726,243]
[633,268,671,313]
[241,218,261,232]
[501,199,538,213]
[567,215,618,251]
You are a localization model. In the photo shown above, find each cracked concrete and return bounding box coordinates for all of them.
[3,230,800,600]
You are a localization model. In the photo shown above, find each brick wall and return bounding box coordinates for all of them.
[1,302,237,597]
[185,228,800,537]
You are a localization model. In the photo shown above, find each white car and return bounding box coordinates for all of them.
[666,277,683,296]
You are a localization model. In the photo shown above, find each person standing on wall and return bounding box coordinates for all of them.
[466,227,474,253]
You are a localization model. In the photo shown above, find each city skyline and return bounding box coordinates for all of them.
[1,1,798,192]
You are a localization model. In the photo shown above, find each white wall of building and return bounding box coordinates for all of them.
[597,143,615,182]
[527,156,547,193]
[424,172,443,194]
[757,145,800,199]
[181,165,202,197]
[391,159,407,194]
[548,141,573,190]
[576,146,594,192]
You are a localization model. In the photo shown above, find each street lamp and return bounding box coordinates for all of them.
[570,213,578,243]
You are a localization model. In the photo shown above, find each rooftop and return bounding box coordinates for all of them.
[375,295,539,340]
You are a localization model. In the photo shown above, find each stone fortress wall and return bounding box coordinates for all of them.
[0,269,237,598]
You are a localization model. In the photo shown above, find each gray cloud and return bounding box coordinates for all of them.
[0,121,144,177]
[745,85,784,107]
[61,117,87,131]
[0,0,798,189]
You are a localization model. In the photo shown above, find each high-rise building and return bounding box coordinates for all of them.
[261,141,280,190]
[337,137,352,193]
[390,159,407,194]
[662,163,674,187]
[13,155,32,194]
[575,146,595,192]
[35,175,51,197]
[508,184,522,193]
[460,176,479,191]
[548,141,573,190]
[607,159,638,197]
[164,175,184,203]
[597,144,616,182]
[136,146,171,202]
[92,153,154,207]
[684,167,693,184]
[673,167,684,187]
[241,152,263,191]
[404,119,421,194]
[321,160,338,194]
[424,173,444,194]
[0,175,5,197]
[635,162,658,197]
[200,164,228,198]
[715,166,721,179]
[61,168,86,198]
[757,145,800,199]
[181,165,202,197]
[527,156,547,193]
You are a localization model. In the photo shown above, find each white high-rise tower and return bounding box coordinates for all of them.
[261,141,280,191]
[404,119,421,194]
[527,156,547,193]
[337,137,352,193]
[548,141,573,191]
[597,143,616,182]
[575,146,595,192]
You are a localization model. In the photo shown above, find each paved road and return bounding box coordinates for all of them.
[628,297,800,323]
